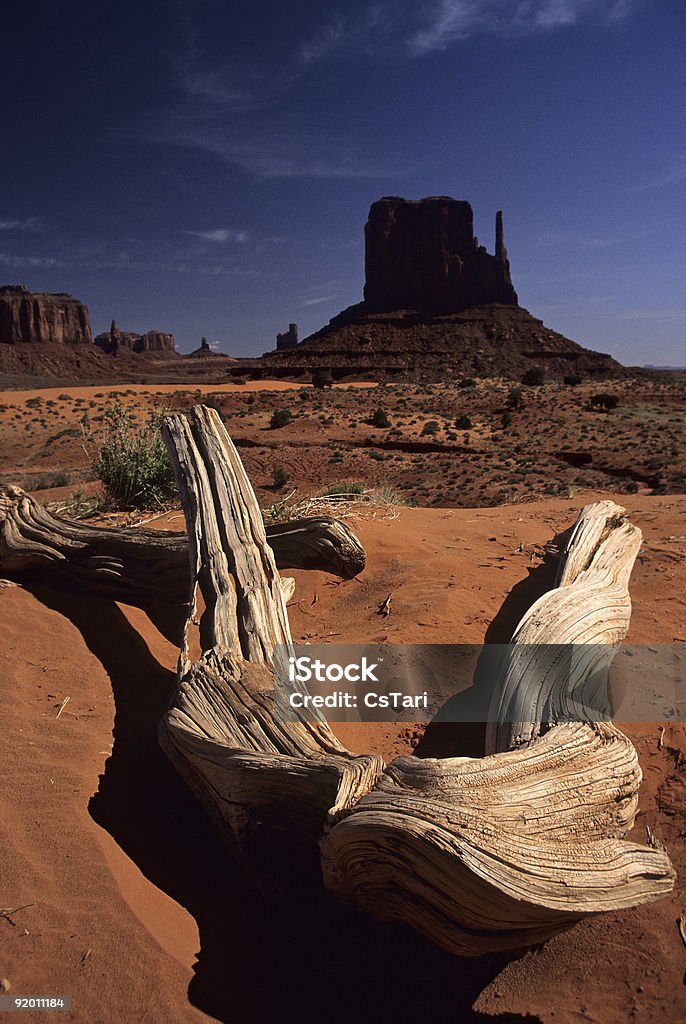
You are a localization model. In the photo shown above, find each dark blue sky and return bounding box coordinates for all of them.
[2,0,685,362]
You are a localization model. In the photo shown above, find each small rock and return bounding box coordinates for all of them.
[1,979,11,993]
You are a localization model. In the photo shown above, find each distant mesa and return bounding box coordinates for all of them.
[263,196,622,380]
[0,284,91,345]
[94,320,176,355]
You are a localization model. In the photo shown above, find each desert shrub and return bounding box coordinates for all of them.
[322,481,365,496]
[507,387,524,410]
[312,368,334,388]
[370,407,391,428]
[589,393,619,412]
[421,420,440,435]
[458,377,476,389]
[24,469,71,490]
[522,367,545,386]
[455,414,473,430]
[26,396,42,408]
[563,373,582,386]
[272,465,289,489]
[269,408,292,429]
[501,411,513,429]
[93,402,176,509]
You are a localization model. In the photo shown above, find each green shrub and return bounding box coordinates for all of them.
[312,368,334,388]
[507,387,524,410]
[421,420,440,435]
[455,414,473,430]
[269,408,293,429]
[94,402,176,509]
[563,373,582,386]
[272,465,289,489]
[589,393,619,412]
[458,377,476,389]
[370,407,391,428]
[322,481,365,496]
[522,367,545,386]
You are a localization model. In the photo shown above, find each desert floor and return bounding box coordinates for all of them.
[2,481,685,1023]
[0,375,683,513]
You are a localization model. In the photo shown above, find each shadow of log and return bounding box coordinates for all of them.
[415,544,562,760]
[27,584,540,1024]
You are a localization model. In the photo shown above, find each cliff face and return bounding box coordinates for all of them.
[94,321,175,354]
[364,197,517,313]
[0,285,92,345]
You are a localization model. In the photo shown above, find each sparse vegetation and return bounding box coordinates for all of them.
[522,367,545,386]
[269,408,293,429]
[370,407,391,428]
[589,393,619,412]
[92,402,176,509]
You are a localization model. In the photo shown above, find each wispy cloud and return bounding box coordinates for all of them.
[0,217,42,232]
[300,294,336,307]
[0,250,256,277]
[409,0,636,53]
[182,228,249,243]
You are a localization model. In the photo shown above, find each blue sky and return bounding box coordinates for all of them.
[1,0,685,363]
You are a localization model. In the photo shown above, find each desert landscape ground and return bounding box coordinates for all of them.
[1,369,685,1024]
[0,373,683,515]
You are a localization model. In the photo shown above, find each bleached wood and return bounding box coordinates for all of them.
[320,500,675,955]
[158,406,383,861]
[21,404,670,956]
[0,484,366,605]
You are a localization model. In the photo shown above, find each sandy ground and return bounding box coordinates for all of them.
[1,493,685,1023]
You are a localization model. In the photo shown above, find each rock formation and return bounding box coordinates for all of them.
[363,197,518,313]
[94,321,175,354]
[262,196,623,381]
[0,285,92,345]
[276,323,299,350]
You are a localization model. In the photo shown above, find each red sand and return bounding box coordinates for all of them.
[1,495,685,1023]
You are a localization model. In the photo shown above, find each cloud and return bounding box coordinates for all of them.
[0,217,42,232]
[409,0,635,53]
[183,228,249,243]
[0,249,256,277]
[300,295,336,306]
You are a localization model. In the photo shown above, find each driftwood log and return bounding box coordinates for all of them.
[0,484,366,606]
[319,503,675,953]
[5,407,673,955]
[152,405,673,957]
[158,407,383,868]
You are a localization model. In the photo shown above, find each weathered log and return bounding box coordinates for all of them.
[319,500,675,954]
[485,500,642,753]
[156,406,673,958]
[0,484,366,605]
[158,406,383,868]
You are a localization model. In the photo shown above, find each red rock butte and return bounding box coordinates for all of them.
[364,196,518,313]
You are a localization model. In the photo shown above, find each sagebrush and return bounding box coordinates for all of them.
[93,402,177,509]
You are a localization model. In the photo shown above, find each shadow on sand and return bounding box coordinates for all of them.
[31,584,547,1024]
[415,542,562,760]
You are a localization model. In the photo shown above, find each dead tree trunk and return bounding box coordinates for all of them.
[155,405,673,957]
[321,500,674,953]
[0,484,366,606]
[157,406,383,871]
